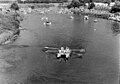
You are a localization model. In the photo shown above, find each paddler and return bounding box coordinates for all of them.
[57,47,65,59]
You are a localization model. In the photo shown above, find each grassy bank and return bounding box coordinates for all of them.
[0,12,23,45]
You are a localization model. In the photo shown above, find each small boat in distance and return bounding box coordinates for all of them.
[84,15,89,20]
[44,21,52,26]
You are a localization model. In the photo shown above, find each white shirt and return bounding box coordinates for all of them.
[59,50,65,55]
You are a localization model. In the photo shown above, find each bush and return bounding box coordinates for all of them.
[110,6,120,13]
[10,2,19,11]
[67,0,84,9]
[0,12,21,33]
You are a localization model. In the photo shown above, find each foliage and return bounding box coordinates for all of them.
[67,0,84,8]
[10,2,19,11]
[18,0,68,3]
[94,5,111,11]
[0,12,22,44]
[0,12,21,34]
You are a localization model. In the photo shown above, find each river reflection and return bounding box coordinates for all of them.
[0,13,119,84]
[111,21,120,36]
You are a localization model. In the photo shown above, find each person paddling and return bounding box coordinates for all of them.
[57,47,65,59]
[65,47,71,61]
[57,47,71,62]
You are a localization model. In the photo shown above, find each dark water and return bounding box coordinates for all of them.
[0,12,119,84]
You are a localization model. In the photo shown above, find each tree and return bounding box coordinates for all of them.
[67,0,84,8]
[10,1,19,11]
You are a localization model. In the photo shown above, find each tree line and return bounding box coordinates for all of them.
[17,0,68,3]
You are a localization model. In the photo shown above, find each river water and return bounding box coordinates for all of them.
[0,11,119,84]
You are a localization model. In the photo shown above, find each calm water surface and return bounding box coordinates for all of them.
[0,12,119,84]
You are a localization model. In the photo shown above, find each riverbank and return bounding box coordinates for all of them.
[17,3,120,22]
[0,11,23,45]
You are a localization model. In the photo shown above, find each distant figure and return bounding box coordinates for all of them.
[43,20,52,26]
[70,16,74,19]
[41,17,48,20]
[84,15,89,20]
[94,19,98,22]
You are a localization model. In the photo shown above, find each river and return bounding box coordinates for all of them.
[0,11,119,84]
